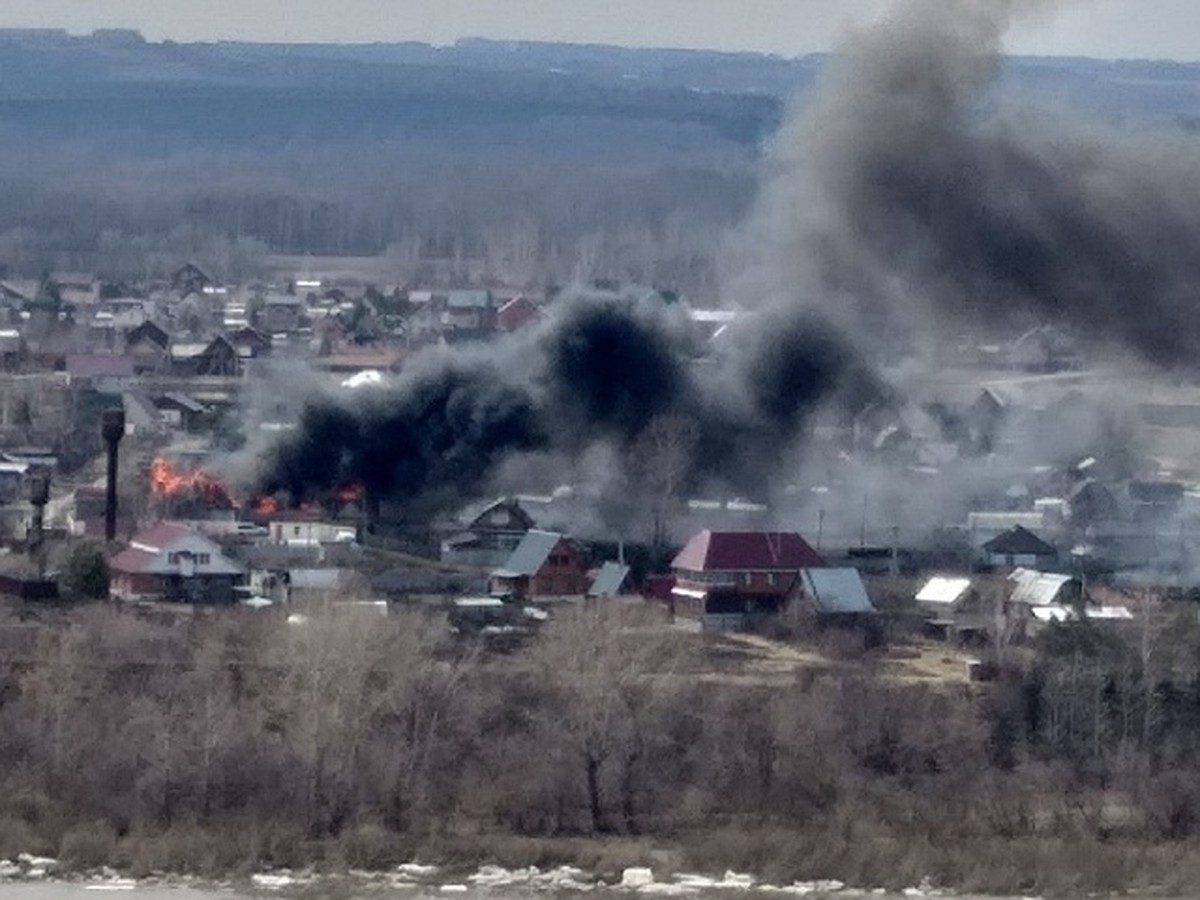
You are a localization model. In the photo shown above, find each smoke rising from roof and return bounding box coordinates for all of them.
[258,296,872,514]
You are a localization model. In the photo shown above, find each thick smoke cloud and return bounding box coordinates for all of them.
[260,0,1200,536]
[258,296,871,514]
[735,0,1200,366]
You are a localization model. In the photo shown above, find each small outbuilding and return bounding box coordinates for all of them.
[587,561,632,598]
[797,567,876,619]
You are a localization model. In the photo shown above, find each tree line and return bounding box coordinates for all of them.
[3,602,1200,891]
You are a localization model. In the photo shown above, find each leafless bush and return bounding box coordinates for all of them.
[6,600,1200,890]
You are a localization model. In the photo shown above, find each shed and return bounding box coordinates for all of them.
[588,561,632,598]
[1008,569,1084,608]
[798,568,876,616]
[915,576,974,613]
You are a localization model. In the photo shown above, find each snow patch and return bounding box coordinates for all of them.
[397,862,441,879]
[251,873,298,890]
[622,868,657,889]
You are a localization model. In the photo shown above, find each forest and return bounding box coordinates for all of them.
[4,602,1200,893]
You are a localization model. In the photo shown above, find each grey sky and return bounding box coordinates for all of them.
[1,0,1198,61]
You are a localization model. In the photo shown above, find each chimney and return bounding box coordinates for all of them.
[27,469,49,557]
[101,408,125,542]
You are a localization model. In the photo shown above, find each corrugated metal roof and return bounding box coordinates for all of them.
[589,561,630,597]
[800,568,876,615]
[1009,569,1079,607]
[915,576,972,605]
[494,529,563,578]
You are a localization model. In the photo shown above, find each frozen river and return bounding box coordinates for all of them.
[0,865,1021,900]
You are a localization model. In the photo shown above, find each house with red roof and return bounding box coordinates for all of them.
[110,521,245,604]
[671,530,826,631]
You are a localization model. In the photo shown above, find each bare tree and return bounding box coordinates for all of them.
[631,414,698,557]
[527,602,683,834]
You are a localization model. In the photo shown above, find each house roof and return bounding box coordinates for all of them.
[800,568,876,614]
[447,289,493,309]
[499,295,538,314]
[126,320,170,349]
[982,525,1056,556]
[111,522,243,576]
[460,496,536,531]
[672,530,824,572]
[915,576,973,605]
[66,354,135,379]
[1068,478,1117,503]
[171,343,209,359]
[588,561,631,598]
[494,529,564,578]
[225,325,270,347]
[157,392,207,414]
[263,293,304,307]
[122,389,161,425]
[1009,569,1079,607]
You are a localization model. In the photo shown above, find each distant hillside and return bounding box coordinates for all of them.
[2,30,1200,282]
[1,31,1199,140]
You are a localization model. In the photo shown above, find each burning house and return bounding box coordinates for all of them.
[149,456,239,524]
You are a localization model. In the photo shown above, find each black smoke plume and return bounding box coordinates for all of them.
[735,0,1200,366]
[258,296,874,513]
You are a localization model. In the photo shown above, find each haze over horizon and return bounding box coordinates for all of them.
[2,0,1200,62]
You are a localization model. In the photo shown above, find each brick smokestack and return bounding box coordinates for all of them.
[27,469,48,557]
[101,408,125,542]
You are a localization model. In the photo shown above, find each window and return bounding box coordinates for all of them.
[742,572,752,586]
[293,526,302,536]
[768,572,778,587]
[197,553,211,565]
[167,552,179,564]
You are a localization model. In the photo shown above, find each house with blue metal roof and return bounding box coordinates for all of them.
[491,529,588,599]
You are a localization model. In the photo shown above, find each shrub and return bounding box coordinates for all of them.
[59,821,117,869]
[60,543,111,600]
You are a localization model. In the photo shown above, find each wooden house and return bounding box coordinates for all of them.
[491,529,589,599]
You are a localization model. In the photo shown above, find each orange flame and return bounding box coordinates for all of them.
[335,482,363,504]
[254,495,281,517]
[150,457,239,509]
